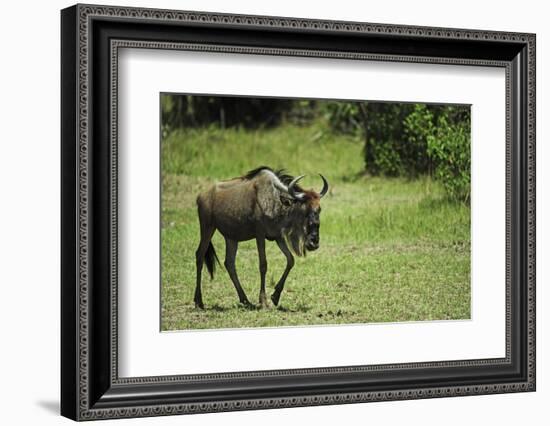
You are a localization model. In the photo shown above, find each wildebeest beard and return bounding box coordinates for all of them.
[282,203,309,257]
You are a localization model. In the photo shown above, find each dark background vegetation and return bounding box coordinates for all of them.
[161,95,471,203]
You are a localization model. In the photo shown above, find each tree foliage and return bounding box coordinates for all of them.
[403,105,471,203]
[161,95,293,134]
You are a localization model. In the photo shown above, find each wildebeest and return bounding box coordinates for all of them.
[194,166,329,309]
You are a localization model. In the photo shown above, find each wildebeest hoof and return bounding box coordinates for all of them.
[195,301,205,309]
[241,300,255,309]
[271,293,280,306]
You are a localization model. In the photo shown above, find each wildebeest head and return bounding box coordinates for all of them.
[284,174,329,254]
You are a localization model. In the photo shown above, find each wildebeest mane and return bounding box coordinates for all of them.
[243,166,309,257]
[242,166,304,191]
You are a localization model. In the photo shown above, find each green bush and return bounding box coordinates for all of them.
[318,102,441,177]
[370,140,404,176]
[362,104,416,176]
[426,114,471,204]
[317,102,417,176]
[320,101,363,135]
[404,105,471,203]
[402,103,435,175]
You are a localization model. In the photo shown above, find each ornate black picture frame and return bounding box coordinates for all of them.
[61,3,536,421]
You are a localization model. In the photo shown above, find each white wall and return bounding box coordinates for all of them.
[0,0,547,424]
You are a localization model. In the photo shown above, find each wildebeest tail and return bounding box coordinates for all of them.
[204,242,220,279]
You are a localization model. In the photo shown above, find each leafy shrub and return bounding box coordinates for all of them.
[370,140,404,176]
[404,105,471,203]
[317,102,417,176]
[322,102,430,177]
[426,113,471,203]
[362,104,416,176]
[403,104,435,175]
[320,101,363,135]
[298,101,471,202]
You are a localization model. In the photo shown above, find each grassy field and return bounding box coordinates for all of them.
[161,124,471,330]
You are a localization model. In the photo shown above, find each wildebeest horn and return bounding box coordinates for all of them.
[319,174,329,198]
[287,175,306,200]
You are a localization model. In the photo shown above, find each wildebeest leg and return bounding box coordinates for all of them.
[271,238,295,306]
[256,236,268,308]
[224,238,252,307]
[194,225,215,309]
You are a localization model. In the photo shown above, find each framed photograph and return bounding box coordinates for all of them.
[61,4,536,421]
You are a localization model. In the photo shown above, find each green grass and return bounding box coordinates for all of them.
[161,124,471,330]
